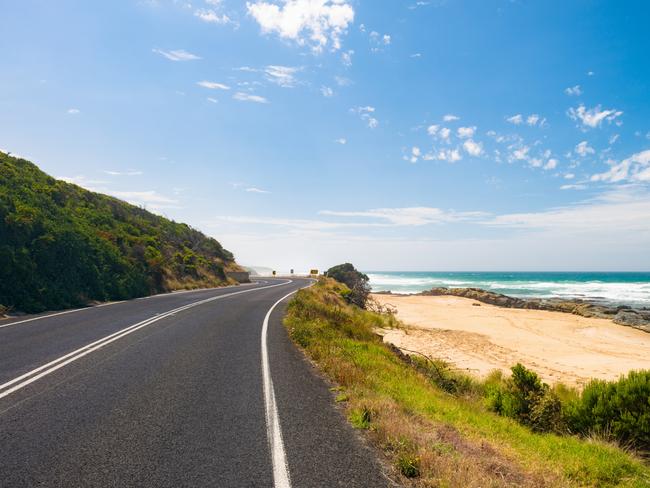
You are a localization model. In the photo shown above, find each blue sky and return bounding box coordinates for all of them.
[2,0,650,271]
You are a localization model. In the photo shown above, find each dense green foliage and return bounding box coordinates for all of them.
[565,371,650,451]
[485,364,650,451]
[324,262,371,308]
[486,364,563,433]
[0,152,238,313]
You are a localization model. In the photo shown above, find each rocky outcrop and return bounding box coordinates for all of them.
[400,287,650,333]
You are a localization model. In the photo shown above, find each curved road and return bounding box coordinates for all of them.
[0,279,393,487]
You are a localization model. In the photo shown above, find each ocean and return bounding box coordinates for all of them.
[366,271,650,307]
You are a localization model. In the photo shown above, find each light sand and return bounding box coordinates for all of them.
[372,294,650,387]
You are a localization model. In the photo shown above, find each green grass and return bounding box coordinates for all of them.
[284,278,650,487]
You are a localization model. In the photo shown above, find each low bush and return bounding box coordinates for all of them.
[564,370,650,451]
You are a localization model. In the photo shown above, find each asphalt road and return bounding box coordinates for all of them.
[0,279,393,487]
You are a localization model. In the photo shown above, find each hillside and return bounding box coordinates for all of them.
[0,151,241,313]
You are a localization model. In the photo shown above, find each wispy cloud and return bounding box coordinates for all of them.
[245,187,270,193]
[67,108,80,115]
[575,141,595,157]
[264,65,300,87]
[568,104,623,129]
[443,114,459,122]
[320,207,487,226]
[233,92,269,103]
[197,80,230,90]
[103,170,143,176]
[152,48,201,61]
[194,8,234,25]
[506,114,523,125]
[351,106,378,129]
[591,149,650,183]
[564,85,582,96]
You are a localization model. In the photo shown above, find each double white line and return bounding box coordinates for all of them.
[0,280,291,401]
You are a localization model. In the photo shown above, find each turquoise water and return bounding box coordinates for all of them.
[366,272,650,307]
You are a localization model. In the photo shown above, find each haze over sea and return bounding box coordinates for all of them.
[367,272,650,308]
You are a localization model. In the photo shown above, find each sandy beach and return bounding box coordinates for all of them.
[373,293,650,387]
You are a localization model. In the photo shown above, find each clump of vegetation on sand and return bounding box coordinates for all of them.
[285,272,650,487]
[0,151,240,313]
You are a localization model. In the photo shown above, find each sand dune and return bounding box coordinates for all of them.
[372,293,650,387]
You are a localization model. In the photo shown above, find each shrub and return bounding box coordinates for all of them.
[325,263,371,308]
[564,370,650,451]
[486,364,565,433]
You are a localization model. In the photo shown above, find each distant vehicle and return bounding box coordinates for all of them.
[309,269,318,276]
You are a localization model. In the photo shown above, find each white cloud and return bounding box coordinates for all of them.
[194,8,233,24]
[335,75,352,86]
[426,124,439,136]
[564,173,575,179]
[484,187,650,234]
[233,92,269,103]
[511,145,530,160]
[319,207,485,226]
[609,134,620,145]
[433,148,462,162]
[341,49,354,66]
[526,114,540,126]
[410,53,421,58]
[207,97,219,103]
[67,108,80,115]
[57,175,106,189]
[335,138,347,144]
[564,85,582,96]
[463,139,483,157]
[409,146,421,163]
[246,0,355,52]
[443,114,459,122]
[109,190,179,209]
[560,184,587,190]
[382,34,391,45]
[351,106,378,128]
[506,114,523,125]
[575,140,595,157]
[152,48,201,61]
[544,158,558,170]
[568,104,623,129]
[246,187,270,193]
[264,65,300,87]
[104,170,143,176]
[457,126,475,138]
[197,80,230,90]
[591,149,650,183]
[438,127,451,142]
[320,85,334,97]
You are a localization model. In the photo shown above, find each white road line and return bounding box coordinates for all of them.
[0,280,292,400]
[262,285,313,488]
[0,281,267,329]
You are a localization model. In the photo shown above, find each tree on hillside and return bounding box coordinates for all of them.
[325,263,371,308]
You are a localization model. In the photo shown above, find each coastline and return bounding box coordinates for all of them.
[372,290,650,388]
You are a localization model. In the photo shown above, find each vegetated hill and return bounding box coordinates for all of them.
[0,151,241,313]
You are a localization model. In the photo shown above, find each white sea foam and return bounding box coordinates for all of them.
[368,273,650,306]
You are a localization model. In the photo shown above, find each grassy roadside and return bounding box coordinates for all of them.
[284,278,650,487]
